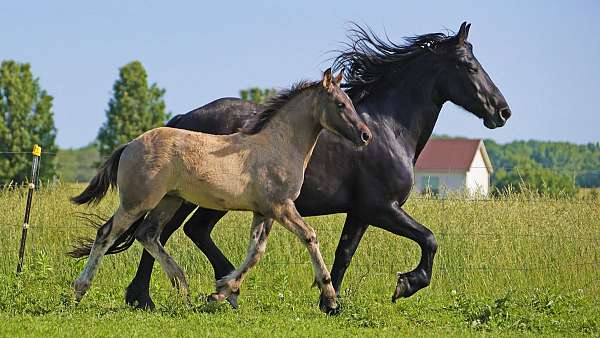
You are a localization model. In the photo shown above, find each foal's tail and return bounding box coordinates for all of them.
[71,144,127,205]
[68,215,143,258]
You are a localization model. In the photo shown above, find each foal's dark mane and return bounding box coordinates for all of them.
[240,80,320,135]
[333,24,454,101]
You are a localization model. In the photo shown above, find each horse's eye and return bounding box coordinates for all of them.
[463,63,477,73]
[336,102,344,108]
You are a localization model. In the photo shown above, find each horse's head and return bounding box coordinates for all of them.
[318,68,372,147]
[436,22,511,129]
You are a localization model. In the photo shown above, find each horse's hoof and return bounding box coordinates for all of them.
[392,273,410,303]
[125,286,155,310]
[226,292,239,309]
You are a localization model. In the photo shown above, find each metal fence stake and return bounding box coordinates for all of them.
[16,144,42,274]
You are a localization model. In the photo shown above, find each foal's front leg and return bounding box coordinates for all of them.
[209,213,273,302]
[273,200,338,314]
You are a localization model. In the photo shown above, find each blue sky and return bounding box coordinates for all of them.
[1,0,599,148]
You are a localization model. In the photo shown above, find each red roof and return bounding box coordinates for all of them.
[415,139,491,172]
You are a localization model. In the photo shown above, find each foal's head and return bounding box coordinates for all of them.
[317,68,372,146]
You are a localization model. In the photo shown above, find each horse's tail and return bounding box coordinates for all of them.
[68,215,144,258]
[71,144,127,205]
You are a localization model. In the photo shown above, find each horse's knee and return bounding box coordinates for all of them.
[183,221,209,242]
[423,232,438,254]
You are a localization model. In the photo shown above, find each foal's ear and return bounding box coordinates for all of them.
[322,68,333,88]
[457,21,470,44]
[333,68,344,86]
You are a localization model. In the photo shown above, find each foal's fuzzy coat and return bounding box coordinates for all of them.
[71,69,371,313]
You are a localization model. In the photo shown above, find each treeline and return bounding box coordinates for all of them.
[484,139,600,196]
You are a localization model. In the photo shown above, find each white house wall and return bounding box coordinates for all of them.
[465,149,490,196]
[414,171,466,196]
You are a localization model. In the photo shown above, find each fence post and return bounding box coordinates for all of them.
[16,144,42,274]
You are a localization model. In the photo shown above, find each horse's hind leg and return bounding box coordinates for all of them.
[134,196,189,296]
[73,207,144,301]
[272,199,338,314]
[209,213,273,303]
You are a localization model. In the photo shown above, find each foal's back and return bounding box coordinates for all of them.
[117,127,257,212]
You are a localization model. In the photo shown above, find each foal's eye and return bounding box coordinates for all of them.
[336,102,344,108]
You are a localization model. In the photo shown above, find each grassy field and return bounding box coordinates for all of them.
[0,184,598,337]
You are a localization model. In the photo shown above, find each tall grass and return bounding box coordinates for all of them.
[0,183,598,335]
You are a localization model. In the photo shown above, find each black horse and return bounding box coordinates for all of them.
[121,22,511,309]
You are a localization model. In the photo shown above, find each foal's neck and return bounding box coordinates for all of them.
[258,91,323,164]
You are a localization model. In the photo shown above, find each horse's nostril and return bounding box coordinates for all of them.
[361,131,371,143]
[500,108,512,121]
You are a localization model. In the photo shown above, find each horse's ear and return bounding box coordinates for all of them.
[458,21,469,44]
[333,68,344,86]
[322,68,333,88]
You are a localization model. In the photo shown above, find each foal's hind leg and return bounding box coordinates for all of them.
[73,207,144,301]
[209,213,273,303]
[272,199,338,314]
[134,196,189,296]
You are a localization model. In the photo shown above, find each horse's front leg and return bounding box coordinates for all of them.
[370,201,438,301]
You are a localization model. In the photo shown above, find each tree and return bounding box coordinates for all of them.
[55,143,100,182]
[484,139,578,196]
[0,60,57,184]
[239,87,277,104]
[97,61,169,158]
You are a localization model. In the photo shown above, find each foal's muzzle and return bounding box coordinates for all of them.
[358,125,372,146]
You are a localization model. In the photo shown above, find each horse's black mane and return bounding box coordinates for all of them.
[333,23,455,101]
[240,80,320,134]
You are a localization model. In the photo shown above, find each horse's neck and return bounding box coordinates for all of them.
[258,92,323,164]
[365,61,444,162]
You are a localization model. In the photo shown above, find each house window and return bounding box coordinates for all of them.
[422,176,440,195]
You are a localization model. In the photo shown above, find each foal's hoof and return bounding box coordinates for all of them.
[72,279,89,303]
[74,290,86,303]
[207,292,225,303]
[226,291,239,310]
[318,294,340,316]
